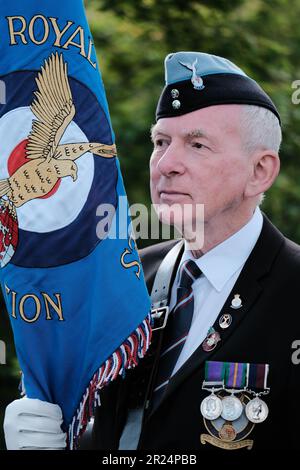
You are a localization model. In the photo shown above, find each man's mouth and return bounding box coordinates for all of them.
[159,190,190,201]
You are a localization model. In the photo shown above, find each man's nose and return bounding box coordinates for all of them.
[156,142,185,176]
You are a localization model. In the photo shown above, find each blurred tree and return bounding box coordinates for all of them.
[1,0,300,449]
[86,0,300,241]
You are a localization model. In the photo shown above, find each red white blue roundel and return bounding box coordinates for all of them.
[0,67,118,268]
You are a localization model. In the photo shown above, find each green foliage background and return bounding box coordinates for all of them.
[1,0,300,449]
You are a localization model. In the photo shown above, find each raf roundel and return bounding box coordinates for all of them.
[0,53,118,268]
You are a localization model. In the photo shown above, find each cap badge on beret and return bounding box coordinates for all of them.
[171,88,181,109]
[179,58,205,91]
[172,99,181,109]
[171,89,179,98]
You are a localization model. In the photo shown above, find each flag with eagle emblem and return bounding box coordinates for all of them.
[0,0,152,448]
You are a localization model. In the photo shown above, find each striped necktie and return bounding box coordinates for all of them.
[150,259,202,410]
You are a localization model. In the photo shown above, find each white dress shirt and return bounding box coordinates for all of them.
[119,207,263,449]
[171,207,263,375]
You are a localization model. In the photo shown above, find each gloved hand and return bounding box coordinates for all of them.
[4,397,67,450]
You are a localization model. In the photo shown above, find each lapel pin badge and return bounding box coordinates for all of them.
[230,294,242,309]
[202,327,221,352]
[219,313,232,329]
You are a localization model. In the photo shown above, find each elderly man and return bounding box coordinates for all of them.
[4,51,300,451]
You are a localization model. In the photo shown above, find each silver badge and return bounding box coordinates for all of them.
[179,58,205,90]
[230,294,242,309]
[172,99,181,109]
[171,89,179,99]
[200,393,223,421]
[245,397,269,424]
[221,395,243,421]
[219,313,232,329]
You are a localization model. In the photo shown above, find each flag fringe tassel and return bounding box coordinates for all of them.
[68,312,153,449]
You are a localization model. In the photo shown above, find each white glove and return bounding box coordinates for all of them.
[4,397,67,450]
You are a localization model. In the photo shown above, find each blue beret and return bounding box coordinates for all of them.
[156,51,281,125]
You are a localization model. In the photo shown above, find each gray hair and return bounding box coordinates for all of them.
[239,105,281,206]
[240,104,282,155]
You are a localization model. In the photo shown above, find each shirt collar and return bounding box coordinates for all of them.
[180,207,263,292]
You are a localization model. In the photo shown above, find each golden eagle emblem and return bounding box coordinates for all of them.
[0,52,116,208]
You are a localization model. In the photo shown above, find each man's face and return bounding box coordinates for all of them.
[150,104,253,231]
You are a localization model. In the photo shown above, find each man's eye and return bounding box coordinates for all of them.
[192,142,205,149]
[154,139,168,148]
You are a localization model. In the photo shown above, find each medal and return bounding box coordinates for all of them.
[202,327,221,352]
[201,362,225,419]
[200,392,223,420]
[201,393,255,451]
[200,360,270,450]
[245,396,269,423]
[246,363,270,423]
[221,394,243,421]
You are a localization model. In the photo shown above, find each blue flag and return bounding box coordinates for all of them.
[0,0,151,448]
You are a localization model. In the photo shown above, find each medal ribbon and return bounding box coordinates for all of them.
[248,363,269,390]
[205,361,269,390]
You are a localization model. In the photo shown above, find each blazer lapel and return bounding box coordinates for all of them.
[148,214,284,417]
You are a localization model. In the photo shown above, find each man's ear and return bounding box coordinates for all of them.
[244,150,280,198]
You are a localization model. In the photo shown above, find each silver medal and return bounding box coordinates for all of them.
[221,395,243,421]
[245,397,269,423]
[200,393,223,420]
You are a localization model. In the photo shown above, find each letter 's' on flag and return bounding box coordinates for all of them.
[0,0,152,448]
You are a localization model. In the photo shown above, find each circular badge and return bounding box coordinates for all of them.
[221,395,243,421]
[200,394,223,421]
[245,397,269,424]
[172,99,181,109]
[171,89,179,99]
